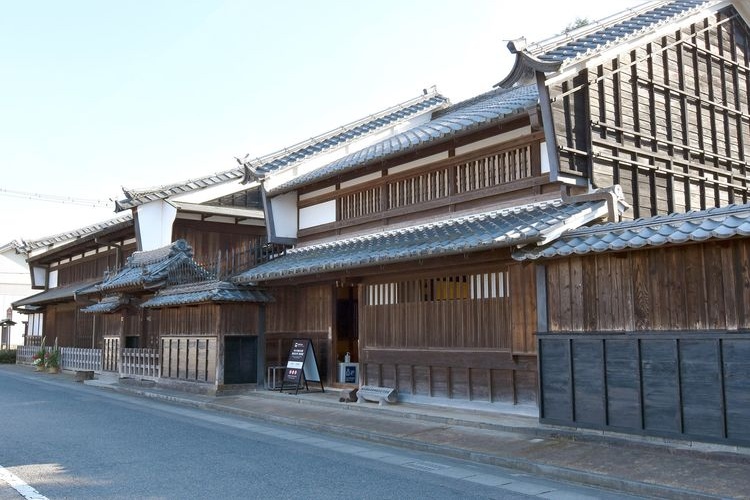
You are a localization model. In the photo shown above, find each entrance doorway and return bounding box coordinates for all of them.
[224,336,257,384]
[335,284,358,367]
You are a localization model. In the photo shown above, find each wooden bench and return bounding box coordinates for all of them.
[357,385,397,405]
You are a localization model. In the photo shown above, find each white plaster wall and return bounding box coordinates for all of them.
[270,192,298,240]
[136,201,178,251]
[299,200,336,230]
[540,142,550,174]
[48,269,58,289]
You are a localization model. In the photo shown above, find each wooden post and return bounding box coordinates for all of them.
[257,303,266,388]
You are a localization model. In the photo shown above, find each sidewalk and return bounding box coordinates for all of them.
[17,366,750,499]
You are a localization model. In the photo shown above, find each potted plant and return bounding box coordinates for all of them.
[32,337,46,372]
[46,338,60,374]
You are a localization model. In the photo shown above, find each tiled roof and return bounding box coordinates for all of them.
[141,280,273,308]
[233,197,615,282]
[14,214,132,254]
[98,240,213,292]
[513,203,750,261]
[532,0,713,63]
[496,0,718,88]
[80,295,130,314]
[12,279,101,308]
[116,91,449,211]
[270,84,539,194]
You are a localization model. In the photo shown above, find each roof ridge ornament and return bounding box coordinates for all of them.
[562,185,629,222]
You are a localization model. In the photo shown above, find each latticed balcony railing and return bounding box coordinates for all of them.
[198,241,287,281]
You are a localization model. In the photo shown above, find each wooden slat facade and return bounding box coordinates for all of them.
[265,284,333,382]
[358,262,537,403]
[270,125,554,405]
[544,239,750,332]
[538,237,750,445]
[552,6,750,219]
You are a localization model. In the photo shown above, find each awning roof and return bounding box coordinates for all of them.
[98,239,212,293]
[80,295,131,314]
[12,279,101,308]
[141,280,273,308]
[234,195,621,283]
[513,202,750,261]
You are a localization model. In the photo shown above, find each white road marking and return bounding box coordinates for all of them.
[0,465,48,500]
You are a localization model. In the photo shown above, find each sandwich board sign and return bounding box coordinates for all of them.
[280,338,324,394]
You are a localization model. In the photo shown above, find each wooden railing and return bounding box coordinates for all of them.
[121,348,160,379]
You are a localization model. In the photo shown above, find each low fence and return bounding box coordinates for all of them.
[18,345,161,379]
[61,348,102,372]
[16,345,42,364]
[121,348,160,379]
[17,346,101,371]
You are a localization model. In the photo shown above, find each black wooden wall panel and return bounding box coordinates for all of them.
[723,339,750,441]
[680,339,724,438]
[640,340,680,434]
[539,339,572,421]
[572,340,605,425]
[605,339,641,430]
[539,333,750,447]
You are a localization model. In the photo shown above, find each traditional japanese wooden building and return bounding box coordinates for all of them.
[12,0,750,444]
[514,204,750,445]
[498,0,750,445]
[228,0,750,415]
[12,215,136,348]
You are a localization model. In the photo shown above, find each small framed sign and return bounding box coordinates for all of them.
[280,339,324,394]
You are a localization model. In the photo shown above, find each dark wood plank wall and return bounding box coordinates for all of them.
[546,239,750,332]
[358,262,537,404]
[148,303,259,337]
[553,7,750,219]
[55,245,135,287]
[44,303,98,348]
[173,220,266,263]
[265,284,333,381]
[539,333,750,446]
[150,305,219,337]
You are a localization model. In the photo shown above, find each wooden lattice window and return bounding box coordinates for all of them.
[339,187,381,220]
[455,146,533,193]
[387,168,450,210]
[365,271,508,305]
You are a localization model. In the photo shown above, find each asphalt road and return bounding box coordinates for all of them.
[0,367,641,499]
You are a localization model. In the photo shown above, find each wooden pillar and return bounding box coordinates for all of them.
[257,303,266,388]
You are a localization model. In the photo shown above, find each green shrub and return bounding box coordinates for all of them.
[0,349,17,364]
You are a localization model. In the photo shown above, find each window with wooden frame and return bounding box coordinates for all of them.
[365,271,508,305]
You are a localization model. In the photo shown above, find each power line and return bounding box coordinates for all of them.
[0,188,112,208]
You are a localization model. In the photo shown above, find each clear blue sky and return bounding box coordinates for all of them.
[0,0,644,242]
